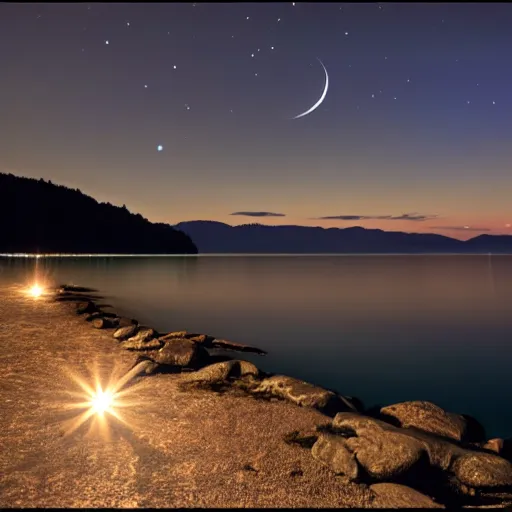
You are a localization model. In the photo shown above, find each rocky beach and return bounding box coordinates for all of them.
[1,283,511,508]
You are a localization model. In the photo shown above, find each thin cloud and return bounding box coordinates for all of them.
[430,225,491,232]
[230,211,286,217]
[317,213,438,222]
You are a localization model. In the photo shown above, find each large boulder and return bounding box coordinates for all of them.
[152,338,209,368]
[451,452,512,488]
[113,324,139,341]
[380,401,469,442]
[370,483,444,508]
[325,412,512,504]
[311,433,359,480]
[333,412,459,473]
[253,375,359,416]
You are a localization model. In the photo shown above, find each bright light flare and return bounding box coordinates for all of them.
[58,360,153,438]
[90,387,116,415]
[28,284,44,297]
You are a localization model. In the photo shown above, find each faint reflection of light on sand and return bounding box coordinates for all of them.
[59,360,152,439]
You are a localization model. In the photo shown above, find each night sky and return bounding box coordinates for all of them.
[2,2,512,239]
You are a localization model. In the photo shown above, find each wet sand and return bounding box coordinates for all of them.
[0,285,373,508]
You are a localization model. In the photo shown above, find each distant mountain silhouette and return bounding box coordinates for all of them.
[0,173,197,254]
[175,220,512,254]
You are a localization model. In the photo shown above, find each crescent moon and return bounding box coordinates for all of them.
[292,58,329,120]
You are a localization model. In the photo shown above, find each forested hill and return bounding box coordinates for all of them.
[0,173,197,254]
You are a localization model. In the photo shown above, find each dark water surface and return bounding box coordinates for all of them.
[2,255,511,438]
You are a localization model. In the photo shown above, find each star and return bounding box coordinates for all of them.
[251,53,255,58]
[144,84,148,88]
[246,16,250,20]
[277,18,281,22]
[185,104,190,110]
[371,94,375,98]
[173,65,177,69]
[270,46,274,50]
[467,100,470,104]
[345,32,349,36]
[126,21,130,27]
[255,73,258,77]
[157,145,163,152]
[406,79,410,83]
[105,40,109,45]
[492,101,496,105]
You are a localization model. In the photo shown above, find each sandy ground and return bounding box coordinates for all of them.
[0,285,374,508]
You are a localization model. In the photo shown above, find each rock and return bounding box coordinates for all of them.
[333,412,458,473]
[252,375,358,416]
[131,356,160,375]
[237,360,259,377]
[370,483,444,508]
[125,327,155,344]
[92,317,119,329]
[381,401,468,442]
[210,338,267,355]
[311,433,359,480]
[331,411,512,499]
[451,452,512,488]
[76,301,97,315]
[121,337,164,351]
[188,334,212,345]
[180,360,238,385]
[349,429,428,481]
[152,338,209,368]
[84,311,117,322]
[484,439,505,455]
[180,359,260,386]
[113,324,139,341]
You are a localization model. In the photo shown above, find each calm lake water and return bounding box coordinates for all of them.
[2,255,511,438]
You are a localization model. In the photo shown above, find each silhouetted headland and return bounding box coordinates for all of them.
[175,220,512,254]
[0,173,197,254]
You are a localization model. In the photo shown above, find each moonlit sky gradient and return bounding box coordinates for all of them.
[2,2,512,240]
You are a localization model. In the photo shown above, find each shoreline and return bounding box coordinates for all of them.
[1,283,511,508]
